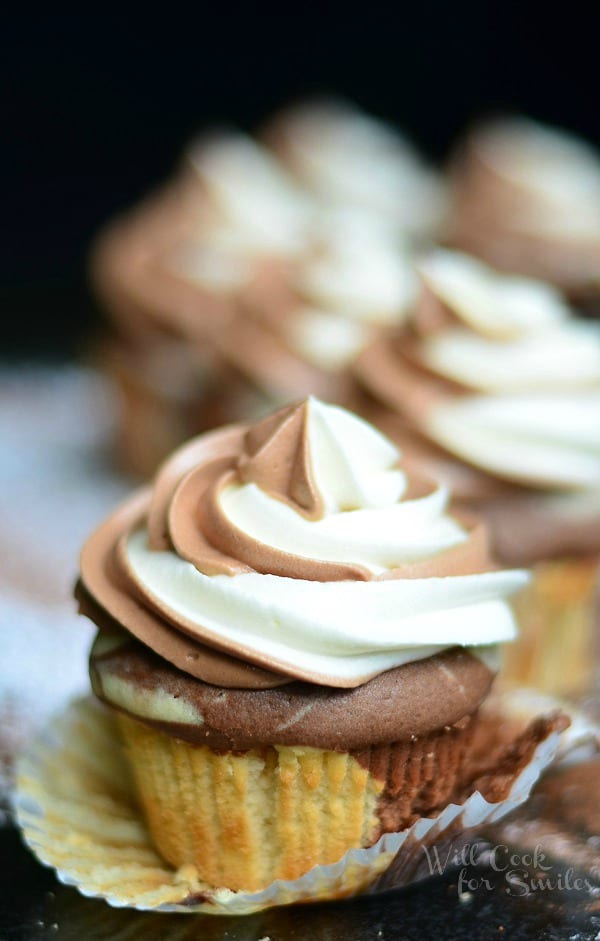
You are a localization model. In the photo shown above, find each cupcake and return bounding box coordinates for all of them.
[78,398,530,893]
[90,132,313,475]
[355,250,600,694]
[447,117,600,314]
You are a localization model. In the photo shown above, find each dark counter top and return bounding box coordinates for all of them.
[2,820,599,941]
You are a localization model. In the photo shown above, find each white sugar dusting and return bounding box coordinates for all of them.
[0,365,129,814]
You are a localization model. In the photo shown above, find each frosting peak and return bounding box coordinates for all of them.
[239,400,323,518]
[239,398,404,516]
[145,398,474,581]
[80,400,527,688]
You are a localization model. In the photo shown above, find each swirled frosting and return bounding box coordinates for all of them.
[286,209,416,369]
[186,132,313,256]
[79,398,526,690]
[448,118,600,294]
[166,133,315,294]
[214,209,417,400]
[356,250,600,493]
[265,99,447,239]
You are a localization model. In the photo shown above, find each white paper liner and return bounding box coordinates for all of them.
[14,694,575,915]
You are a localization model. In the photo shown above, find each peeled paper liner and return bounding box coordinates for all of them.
[13,693,595,916]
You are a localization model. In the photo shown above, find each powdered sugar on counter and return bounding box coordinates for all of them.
[0,365,129,814]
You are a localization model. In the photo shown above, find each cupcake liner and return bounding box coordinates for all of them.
[14,695,582,916]
[116,712,387,891]
[115,708,477,892]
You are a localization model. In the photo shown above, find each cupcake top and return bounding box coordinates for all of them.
[265,99,447,240]
[448,118,600,294]
[79,398,526,696]
[357,250,600,494]
[184,132,313,257]
[168,132,314,292]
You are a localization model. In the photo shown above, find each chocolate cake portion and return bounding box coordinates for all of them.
[90,628,495,750]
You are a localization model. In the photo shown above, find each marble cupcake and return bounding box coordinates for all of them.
[90,132,313,475]
[355,250,600,694]
[78,398,530,892]
[447,117,600,313]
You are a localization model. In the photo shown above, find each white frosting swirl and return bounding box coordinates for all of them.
[426,394,600,490]
[186,133,313,256]
[285,310,370,370]
[417,251,600,490]
[475,119,600,239]
[125,399,527,683]
[299,209,417,322]
[272,100,447,238]
[287,209,416,368]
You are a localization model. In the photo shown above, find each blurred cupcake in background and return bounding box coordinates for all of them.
[355,249,600,696]
[264,97,448,243]
[90,132,313,476]
[90,98,444,477]
[447,117,600,315]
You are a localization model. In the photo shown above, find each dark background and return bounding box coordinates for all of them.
[3,3,600,355]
